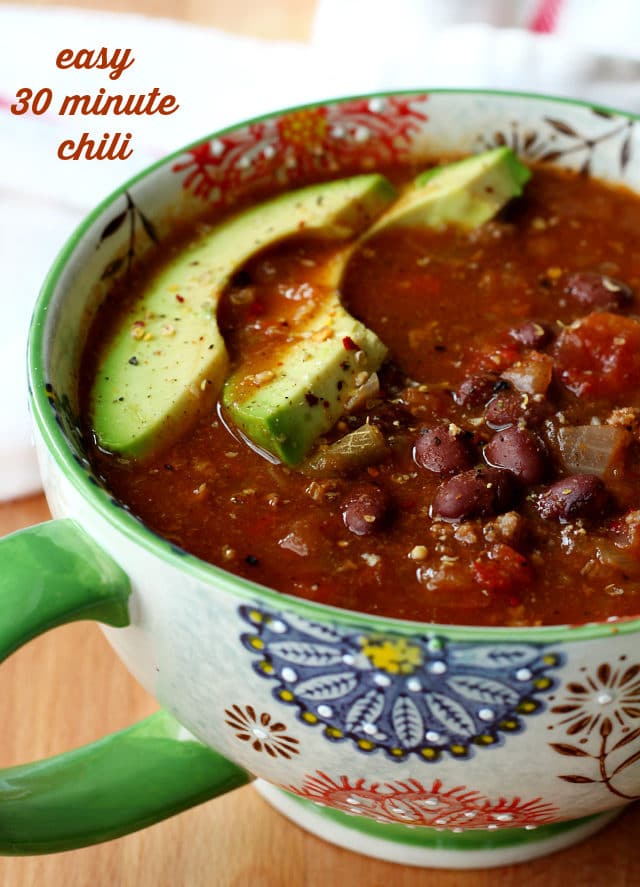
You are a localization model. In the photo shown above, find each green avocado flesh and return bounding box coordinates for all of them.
[91,149,530,464]
[223,251,388,465]
[222,148,530,465]
[90,173,397,458]
[366,146,531,235]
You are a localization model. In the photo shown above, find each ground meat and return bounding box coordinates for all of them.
[606,407,640,441]
[305,479,340,503]
[482,511,525,547]
[454,522,480,545]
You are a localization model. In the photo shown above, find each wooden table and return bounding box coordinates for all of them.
[3,1,640,884]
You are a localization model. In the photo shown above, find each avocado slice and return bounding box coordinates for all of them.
[90,173,397,458]
[365,147,531,235]
[223,251,388,465]
[222,148,531,465]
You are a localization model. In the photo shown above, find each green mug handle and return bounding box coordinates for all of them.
[0,519,251,855]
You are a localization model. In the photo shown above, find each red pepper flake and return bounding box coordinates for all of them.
[305,392,319,406]
[133,320,145,327]
[343,336,359,351]
[176,294,185,303]
[248,300,265,317]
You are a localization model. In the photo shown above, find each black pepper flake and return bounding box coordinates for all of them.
[305,392,319,406]
[245,554,259,566]
[128,356,139,365]
[434,344,447,352]
[231,269,252,288]
[493,379,511,393]
[337,380,344,391]
[164,463,174,471]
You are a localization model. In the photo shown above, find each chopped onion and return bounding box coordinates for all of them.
[597,540,640,579]
[303,423,388,476]
[278,531,309,557]
[557,425,632,478]
[502,353,553,395]
[344,372,381,414]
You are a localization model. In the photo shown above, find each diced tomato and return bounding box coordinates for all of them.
[418,561,495,609]
[554,312,640,398]
[472,544,533,600]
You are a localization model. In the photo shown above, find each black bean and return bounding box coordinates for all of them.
[564,271,633,312]
[485,389,547,429]
[342,484,390,535]
[509,320,553,349]
[484,427,548,484]
[454,372,499,407]
[414,424,476,475]
[537,474,609,521]
[431,467,518,521]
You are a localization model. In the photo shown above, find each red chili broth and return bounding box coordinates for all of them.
[82,164,640,627]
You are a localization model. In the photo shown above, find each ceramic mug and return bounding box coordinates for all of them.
[2,90,640,868]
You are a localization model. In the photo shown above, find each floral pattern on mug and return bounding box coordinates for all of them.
[240,605,562,761]
[285,771,558,830]
[548,657,640,800]
[171,95,428,204]
[477,108,635,177]
[224,703,300,759]
[97,191,158,280]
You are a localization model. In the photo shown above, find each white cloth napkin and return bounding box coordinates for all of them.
[2,1,639,501]
[0,4,335,500]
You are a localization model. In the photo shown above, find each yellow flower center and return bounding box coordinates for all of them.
[278,109,328,149]
[360,637,424,674]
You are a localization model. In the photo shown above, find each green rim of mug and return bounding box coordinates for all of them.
[281,787,604,851]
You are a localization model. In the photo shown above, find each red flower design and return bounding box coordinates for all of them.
[286,771,557,830]
[172,95,428,204]
[277,107,329,149]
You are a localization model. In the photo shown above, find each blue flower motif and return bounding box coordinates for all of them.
[240,605,562,762]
